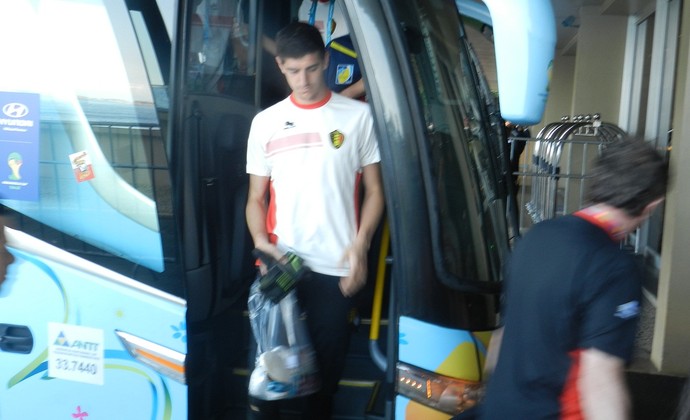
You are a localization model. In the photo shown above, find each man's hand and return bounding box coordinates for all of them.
[339,241,368,297]
[338,163,384,297]
[254,250,308,303]
[253,242,284,275]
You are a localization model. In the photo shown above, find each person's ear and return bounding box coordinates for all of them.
[275,56,285,73]
[643,197,665,218]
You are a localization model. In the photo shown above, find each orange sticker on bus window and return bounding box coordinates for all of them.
[69,151,95,182]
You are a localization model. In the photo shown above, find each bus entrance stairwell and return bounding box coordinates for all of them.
[171,0,282,417]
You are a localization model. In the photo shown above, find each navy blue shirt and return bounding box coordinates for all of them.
[325,35,361,95]
[480,215,642,419]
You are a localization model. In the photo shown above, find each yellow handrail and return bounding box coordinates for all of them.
[369,220,390,340]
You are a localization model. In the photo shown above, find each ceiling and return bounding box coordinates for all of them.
[551,0,656,53]
[464,0,656,91]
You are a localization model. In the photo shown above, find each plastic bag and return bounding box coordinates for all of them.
[247,278,320,400]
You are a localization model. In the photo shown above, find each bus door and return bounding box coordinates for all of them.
[168,0,301,417]
[325,1,509,418]
[343,0,553,418]
[0,0,188,419]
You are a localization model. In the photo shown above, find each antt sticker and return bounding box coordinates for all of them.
[48,322,104,385]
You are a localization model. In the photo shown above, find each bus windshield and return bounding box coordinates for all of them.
[393,0,508,290]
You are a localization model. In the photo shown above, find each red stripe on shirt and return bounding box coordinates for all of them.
[560,349,584,420]
[266,181,278,244]
[266,132,322,157]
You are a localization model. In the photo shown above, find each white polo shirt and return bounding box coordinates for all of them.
[246,91,380,276]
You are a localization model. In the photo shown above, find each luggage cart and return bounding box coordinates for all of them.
[509,114,627,233]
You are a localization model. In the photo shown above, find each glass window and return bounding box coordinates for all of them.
[394,0,507,286]
[0,0,182,296]
[629,15,655,138]
[186,0,255,97]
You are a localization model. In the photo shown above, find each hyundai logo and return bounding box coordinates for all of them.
[2,103,29,118]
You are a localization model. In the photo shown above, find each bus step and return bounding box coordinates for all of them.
[334,379,383,420]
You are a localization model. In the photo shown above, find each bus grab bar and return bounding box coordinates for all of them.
[369,220,390,372]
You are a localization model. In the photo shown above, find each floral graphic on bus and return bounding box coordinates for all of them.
[171,321,187,343]
[71,406,89,419]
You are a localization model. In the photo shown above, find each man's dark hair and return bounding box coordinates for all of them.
[275,21,325,60]
[587,138,668,217]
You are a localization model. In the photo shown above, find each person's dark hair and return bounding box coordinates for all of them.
[587,138,668,217]
[275,21,325,60]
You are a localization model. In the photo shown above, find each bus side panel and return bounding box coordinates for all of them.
[396,317,491,419]
[398,316,486,380]
[0,241,186,420]
[395,395,454,419]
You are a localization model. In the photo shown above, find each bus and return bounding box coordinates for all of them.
[0,0,554,419]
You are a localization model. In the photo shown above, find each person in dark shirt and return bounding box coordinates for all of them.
[298,0,366,100]
[480,139,668,419]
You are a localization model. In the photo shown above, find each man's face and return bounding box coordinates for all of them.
[276,51,328,105]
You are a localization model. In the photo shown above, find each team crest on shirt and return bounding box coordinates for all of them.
[329,130,345,149]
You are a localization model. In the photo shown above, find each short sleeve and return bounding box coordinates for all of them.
[246,115,270,176]
[578,257,642,361]
[358,109,380,167]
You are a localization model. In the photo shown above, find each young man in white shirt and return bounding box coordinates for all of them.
[246,21,383,419]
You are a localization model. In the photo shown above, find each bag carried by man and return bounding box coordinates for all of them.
[247,250,320,400]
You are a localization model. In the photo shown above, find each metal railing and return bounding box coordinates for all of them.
[510,114,627,233]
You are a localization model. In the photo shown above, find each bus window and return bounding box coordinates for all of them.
[0,0,183,296]
[188,0,249,94]
[395,1,508,290]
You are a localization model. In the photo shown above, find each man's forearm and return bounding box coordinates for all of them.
[356,164,384,249]
[579,348,631,420]
[340,79,366,100]
[337,163,384,296]
[246,175,272,250]
[246,199,269,248]
[484,326,504,378]
[356,194,384,249]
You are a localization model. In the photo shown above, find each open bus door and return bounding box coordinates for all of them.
[342,1,554,418]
